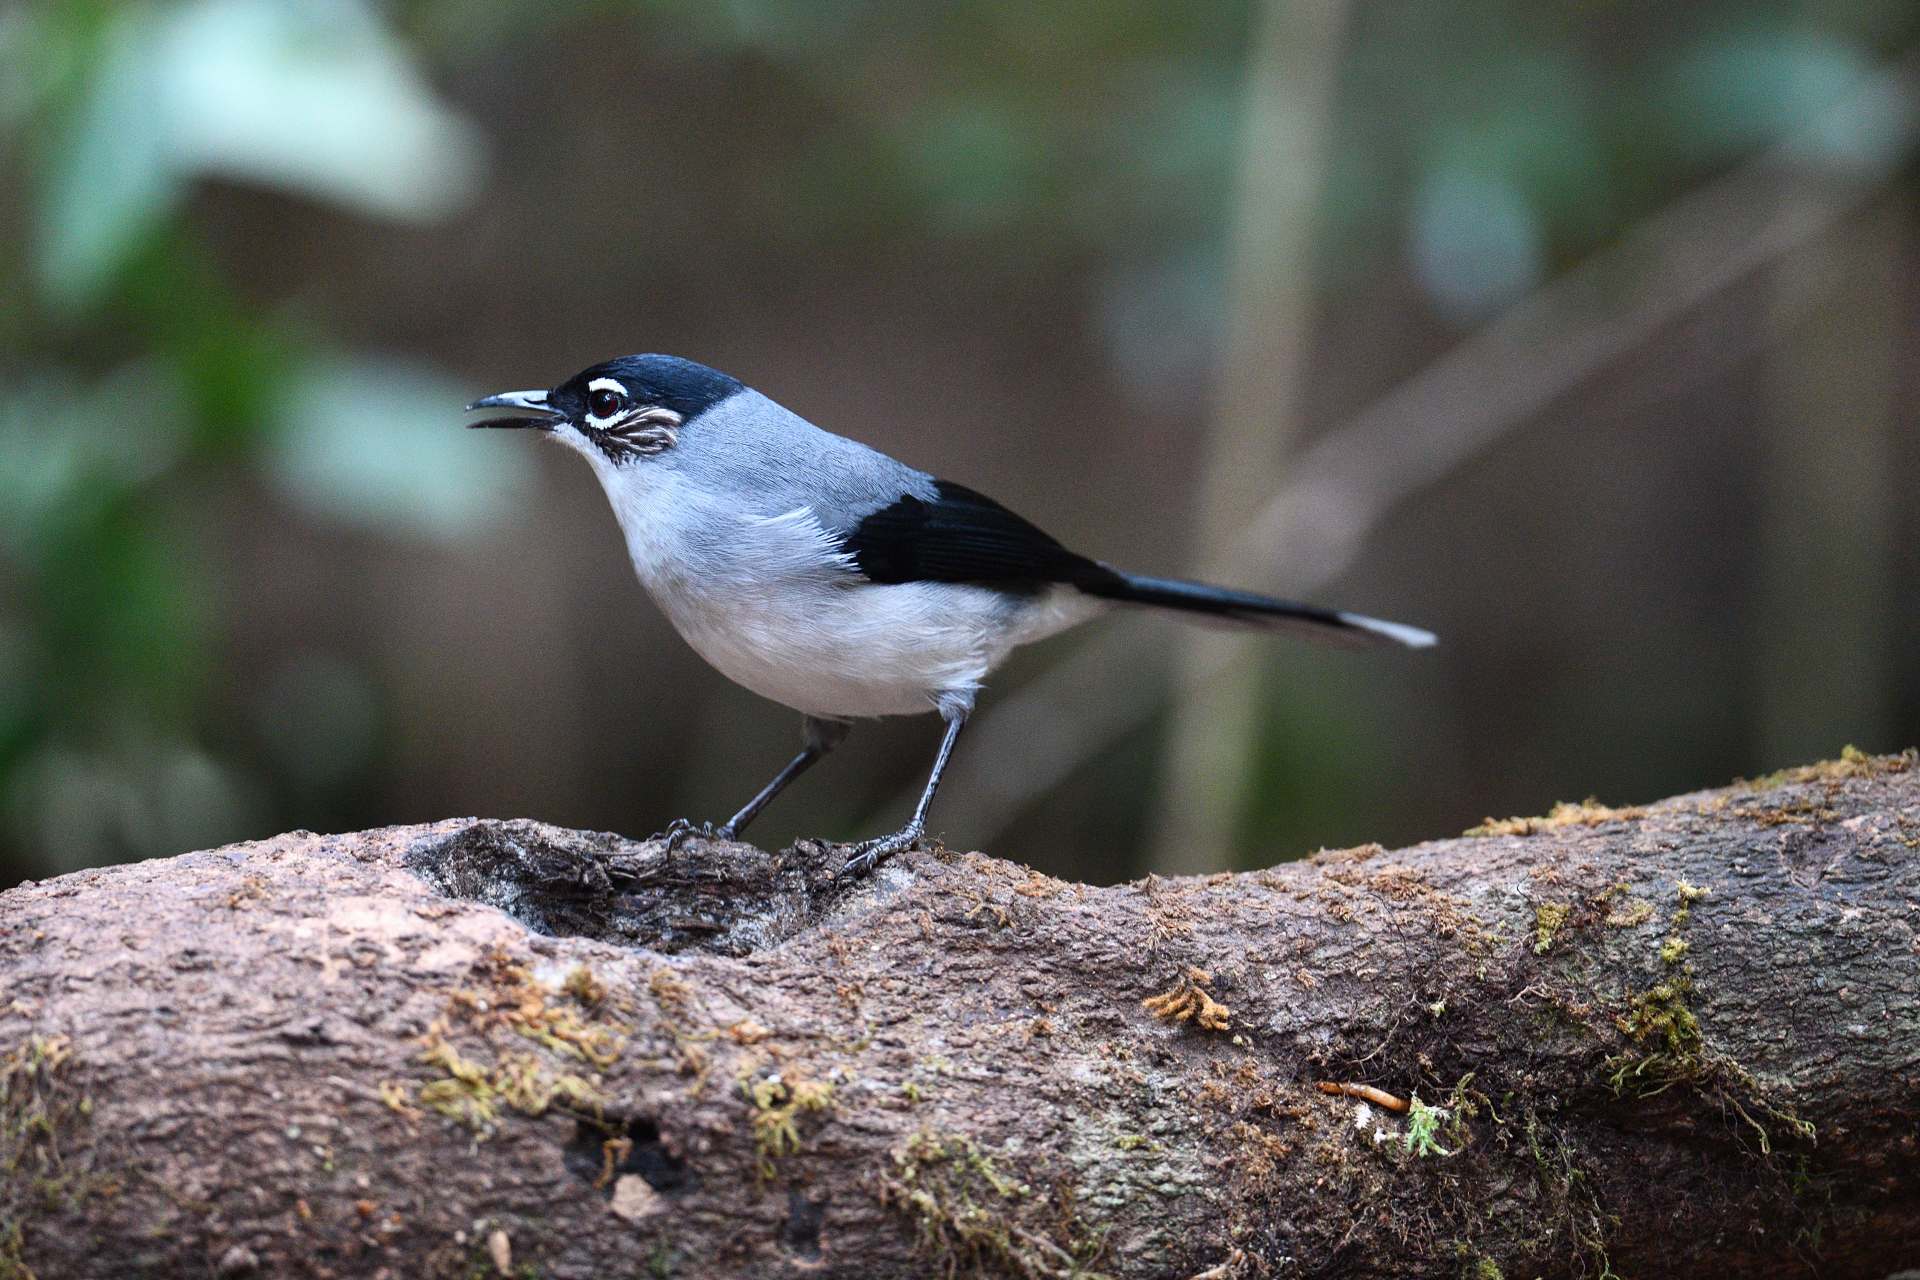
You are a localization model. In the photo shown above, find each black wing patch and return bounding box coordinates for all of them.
[840,481,1122,592]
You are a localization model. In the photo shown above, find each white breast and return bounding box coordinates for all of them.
[597,473,1100,719]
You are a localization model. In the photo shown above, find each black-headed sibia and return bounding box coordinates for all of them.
[469,355,1434,876]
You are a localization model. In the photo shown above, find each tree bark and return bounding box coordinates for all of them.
[2,753,1917,1280]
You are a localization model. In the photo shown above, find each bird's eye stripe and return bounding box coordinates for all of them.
[584,378,631,423]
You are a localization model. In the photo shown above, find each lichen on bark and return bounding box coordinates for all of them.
[0,753,1915,1278]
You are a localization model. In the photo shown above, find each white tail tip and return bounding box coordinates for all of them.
[1339,612,1438,649]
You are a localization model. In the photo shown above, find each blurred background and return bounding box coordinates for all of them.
[2,0,1917,890]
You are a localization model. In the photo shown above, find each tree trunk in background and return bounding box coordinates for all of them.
[3,754,1919,1279]
[944,51,1920,859]
[1149,0,1349,874]
[1757,193,1904,763]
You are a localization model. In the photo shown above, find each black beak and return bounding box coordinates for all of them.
[466,389,560,431]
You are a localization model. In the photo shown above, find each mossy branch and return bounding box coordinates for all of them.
[1,752,1917,1279]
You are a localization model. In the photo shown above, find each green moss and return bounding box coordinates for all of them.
[1743,745,1914,791]
[0,1222,27,1280]
[1438,1072,1492,1151]
[3,1035,110,1280]
[1450,1243,1507,1280]
[1672,880,1708,929]
[1533,903,1571,955]
[742,1074,834,1174]
[471,948,625,1068]
[1609,885,1707,1085]
[2,1036,78,1175]
[418,1041,499,1129]
[1404,1095,1454,1159]
[409,950,624,1136]
[1467,799,1645,838]
[1603,962,1816,1158]
[562,965,607,1007]
[1606,976,1703,1095]
[1603,898,1653,928]
[880,1131,1107,1279]
[416,1040,603,1135]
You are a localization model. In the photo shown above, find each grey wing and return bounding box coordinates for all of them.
[669,389,940,533]
[669,389,1109,589]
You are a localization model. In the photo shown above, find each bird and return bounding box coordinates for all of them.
[468,354,1434,877]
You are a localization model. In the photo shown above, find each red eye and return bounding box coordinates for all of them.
[588,388,624,419]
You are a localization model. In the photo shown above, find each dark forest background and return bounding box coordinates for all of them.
[2,0,1917,888]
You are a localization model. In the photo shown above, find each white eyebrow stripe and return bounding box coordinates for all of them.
[586,377,629,396]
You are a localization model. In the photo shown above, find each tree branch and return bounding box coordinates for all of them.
[3,752,1918,1278]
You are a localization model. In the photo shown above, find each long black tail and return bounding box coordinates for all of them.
[1075,568,1436,650]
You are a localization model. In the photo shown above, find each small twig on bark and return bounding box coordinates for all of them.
[1314,1081,1410,1112]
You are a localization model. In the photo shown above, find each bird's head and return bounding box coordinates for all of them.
[466,354,744,470]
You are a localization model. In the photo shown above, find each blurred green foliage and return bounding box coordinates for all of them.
[1,0,512,871]
[0,0,1914,881]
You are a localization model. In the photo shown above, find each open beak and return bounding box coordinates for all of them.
[466,389,560,431]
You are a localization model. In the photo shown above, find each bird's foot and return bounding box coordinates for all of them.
[837,824,924,879]
[650,818,736,853]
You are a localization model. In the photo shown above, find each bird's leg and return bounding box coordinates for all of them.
[654,717,848,851]
[839,707,967,879]
[719,717,849,840]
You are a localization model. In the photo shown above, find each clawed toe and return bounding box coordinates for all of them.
[838,846,881,879]
[651,818,734,852]
[837,828,924,879]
